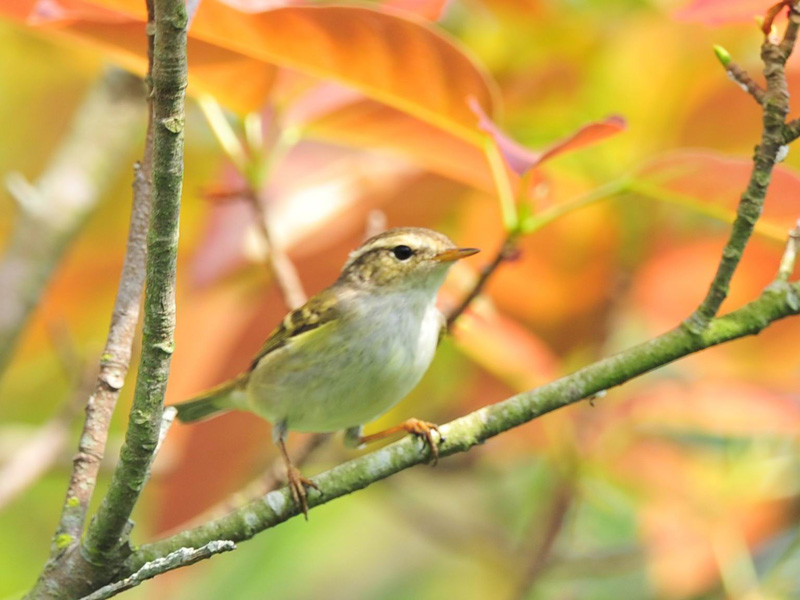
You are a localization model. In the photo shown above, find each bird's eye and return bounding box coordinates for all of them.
[392,245,413,260]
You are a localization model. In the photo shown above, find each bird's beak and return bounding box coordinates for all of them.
[433,247,480,263]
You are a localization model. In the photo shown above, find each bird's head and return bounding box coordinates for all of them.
[338,227,479,294]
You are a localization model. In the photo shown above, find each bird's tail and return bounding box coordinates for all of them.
[173,375,248,423]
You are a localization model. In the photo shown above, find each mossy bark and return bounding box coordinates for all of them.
[23,0,187,597]
[129,281,800,569]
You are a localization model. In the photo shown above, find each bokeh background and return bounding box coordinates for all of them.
[2,0,800,598]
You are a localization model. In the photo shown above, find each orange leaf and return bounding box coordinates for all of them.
[303,98,497,192]
[7,0,498,133]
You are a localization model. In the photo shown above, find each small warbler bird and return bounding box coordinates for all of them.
[173,227,479,517]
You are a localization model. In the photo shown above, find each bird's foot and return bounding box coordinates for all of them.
[401,418,443,465]
[359,418,444,465]
[286,465,319,520]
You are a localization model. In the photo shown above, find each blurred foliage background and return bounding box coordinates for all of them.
[2,0,800,598]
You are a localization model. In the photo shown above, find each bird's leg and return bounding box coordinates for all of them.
[273,422,319,520]
[343,425,364,449]
[357,418,444,465]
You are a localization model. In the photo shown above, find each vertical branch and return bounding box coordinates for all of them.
[687,5,800,331]
[47,2,156,556]
[83,0,187,563]
[52,103,154,552]
[0,69,144,377]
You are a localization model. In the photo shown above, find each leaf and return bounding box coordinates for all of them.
[674,0,778,25]
[302,98,497,192]
[631,150,800,237]
[467,96,626,176]
[216,0,449,21]
[7,0,498,134]
[384,0,450,20]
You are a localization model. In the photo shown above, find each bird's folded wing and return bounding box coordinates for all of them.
[250,287,342,370]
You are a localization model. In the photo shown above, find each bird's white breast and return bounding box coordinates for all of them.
[248,286,444,433]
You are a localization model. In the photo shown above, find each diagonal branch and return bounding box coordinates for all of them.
[129,278,800,570]
[714,45,766,105]
[687,4,800,332]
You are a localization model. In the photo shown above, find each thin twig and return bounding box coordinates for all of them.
[79,541,235,600]
[45,20,155,562]
[446,233,517,330]
[726,62,766,105]
[687,4,800,332]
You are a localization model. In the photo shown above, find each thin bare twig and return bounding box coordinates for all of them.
[78,540,235,600]
[687,4,800,332]
[47,24,155,560]
[726,61,766,105]
[129,276,800,571]
[446,233,517,330]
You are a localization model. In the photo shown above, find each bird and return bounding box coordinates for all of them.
[173,227,479,517]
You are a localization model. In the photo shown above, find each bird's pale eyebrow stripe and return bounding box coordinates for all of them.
[352,235,418,256]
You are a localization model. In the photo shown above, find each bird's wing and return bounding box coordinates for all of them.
[249,287,341,371]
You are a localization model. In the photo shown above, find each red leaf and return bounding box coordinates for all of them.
[674,0,778,25]
[467,96,626,176]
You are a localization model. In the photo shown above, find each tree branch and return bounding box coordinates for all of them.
[445,232,517,330]
[0,68,144,377]
[687,5,799,332]
[714,44,766,105]
[83,0,188,564]
[129,277,800,570]
[79,541,235,600]
[51,101,154,556]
